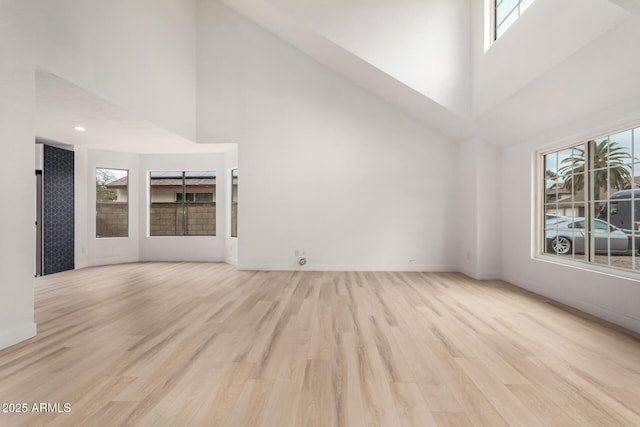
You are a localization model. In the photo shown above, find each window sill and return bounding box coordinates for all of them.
[534,253,640,283]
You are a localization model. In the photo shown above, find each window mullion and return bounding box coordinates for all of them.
[182,171,187,236]
[633,130,637,270]
[587,140,595,262]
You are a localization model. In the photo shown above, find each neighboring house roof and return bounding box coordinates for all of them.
[546,180,640,206]
[105,177,128,188]
[106,177,215,188]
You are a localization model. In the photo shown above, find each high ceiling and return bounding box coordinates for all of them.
[219,0,640,146]
[35,0,640,150]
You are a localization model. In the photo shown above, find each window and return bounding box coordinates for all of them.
[494,0,534,40]
[96,168,128,238]
[230,168,238,238]
[149,171,216,236]
[176,192,214,202]
[542,125,640,272]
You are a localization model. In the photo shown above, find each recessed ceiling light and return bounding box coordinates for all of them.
[74,126,86,132]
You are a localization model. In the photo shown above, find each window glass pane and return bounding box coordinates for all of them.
[231,168,238,238]
[633,163,640,189]
[544,152,557,175]
[593,219,608,230]
[612,164,632,194]
[545,217,582,257]
[149,170,216,236]
[541,128,640,272]
[185,171,216,236]
[195,193,213,202]
[96,168,128,238]
[557,147,584,192]
[150,171,182,236]
[634,128,640,164]
[496,9,519,39]
[520,0,534,11]
[590,138,609,170]
[496,0,519,26]
[544,179,557,203]
[494,0,535,40]
[609,130,634,164]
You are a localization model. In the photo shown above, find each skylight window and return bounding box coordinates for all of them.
[494,0,534,40]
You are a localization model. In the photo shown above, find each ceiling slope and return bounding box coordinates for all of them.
[219,0,640,147]
[475,9,640,146]
[217,0,475,142]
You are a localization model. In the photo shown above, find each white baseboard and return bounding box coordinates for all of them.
[0,322,37,350]
[236,263,457,272]
[502,273,640,334]
[88,255,140,267]
[459,267,500,281]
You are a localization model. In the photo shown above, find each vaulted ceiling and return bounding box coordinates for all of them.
[35,0,640,151]
[219,0,640,146]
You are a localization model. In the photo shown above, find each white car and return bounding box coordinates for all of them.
[545,213,567,227]
[546,217,628,255]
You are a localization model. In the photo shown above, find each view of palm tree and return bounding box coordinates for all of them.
[543,128,640,271]
[559,139,634,201]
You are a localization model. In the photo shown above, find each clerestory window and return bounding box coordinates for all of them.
[494,0,534,40]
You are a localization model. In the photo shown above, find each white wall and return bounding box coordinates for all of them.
[480,0,640,333]
[476,139,501,279]
[472,0,629,118]
[138,153,226,262]
[0,1,37,349]
[224,148,239,266]
[76,149,141,267]
[458,138,501,280]
[263,0,471,117]
[75,149,230,266]
[0,0,199,349]
[198,2,459,271]
[4,0,638,353]
[30,0,198,140]
[458,139,479,277]
[501,120,640,333]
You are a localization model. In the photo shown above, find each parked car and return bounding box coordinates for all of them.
[546,217,628,255]
[598,189,640,232]
[598,189,640,253]
[545,213,567,227]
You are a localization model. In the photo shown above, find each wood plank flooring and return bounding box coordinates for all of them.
[0,262,639,426]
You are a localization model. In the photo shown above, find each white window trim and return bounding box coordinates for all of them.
[488,0,535,48]
[96,167,129,239]
[228,167,238,239]
[534,121,640,280]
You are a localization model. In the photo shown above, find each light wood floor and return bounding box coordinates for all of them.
[1,263,640,426]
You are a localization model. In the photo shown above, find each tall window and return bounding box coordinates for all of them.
[96,168,128,238]
[230,168,238,238]
[542,125,640,272]
[149,171,216,236]
[494,0,534,40]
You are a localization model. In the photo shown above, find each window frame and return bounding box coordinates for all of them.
[229,168,238,238]
[537,123,640,278]
[149,170,217,237]
[492,0,534,42]
[96,167,129,239]
[175,192,215,203]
